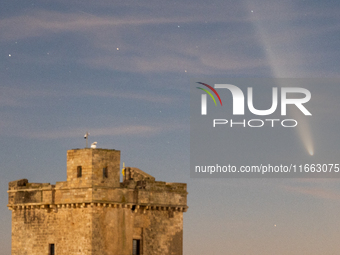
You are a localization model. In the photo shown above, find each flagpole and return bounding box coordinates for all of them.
[84,132,89,148]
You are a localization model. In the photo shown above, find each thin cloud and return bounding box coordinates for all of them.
[0,86,58,107]
[0,10,269,74]
[1,6,338,76]
[0,119,13,129]
[82,90,177,104]
[282,184,340,201]
[15,123,188,140]
[81,49,268,75]
[0,10,241,42]
[1,6,337,41]
[0,86,181,109]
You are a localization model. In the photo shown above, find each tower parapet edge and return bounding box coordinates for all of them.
[8,148,188,211]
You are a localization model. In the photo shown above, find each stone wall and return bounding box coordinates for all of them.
[11,207,93,255]
[143,211,183,255]
[66,149,121,188]
[10,205,185,255]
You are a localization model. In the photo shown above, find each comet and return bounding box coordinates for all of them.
[248,2,314,156]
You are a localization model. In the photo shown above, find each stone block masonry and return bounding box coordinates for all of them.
[8,148,188,255]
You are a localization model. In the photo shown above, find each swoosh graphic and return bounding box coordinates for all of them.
[197,82,223,106]
[196,87,217,106]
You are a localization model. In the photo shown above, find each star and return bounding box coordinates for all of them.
[117,48,119,50]
[9,54,11,57]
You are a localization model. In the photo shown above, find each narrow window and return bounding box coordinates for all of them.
[77,166,82,178]
[132,239,140,255]
[49,244,55,255]
[103,167,108,178]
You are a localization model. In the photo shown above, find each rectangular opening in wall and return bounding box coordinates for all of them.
[77,166,82,178]
[103,167,108,178]
[49,244,55,255]
[132,239,140,255]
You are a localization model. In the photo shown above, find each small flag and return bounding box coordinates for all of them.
[122,162,125,176]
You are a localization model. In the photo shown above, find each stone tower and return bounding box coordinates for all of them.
[8,148,188,255]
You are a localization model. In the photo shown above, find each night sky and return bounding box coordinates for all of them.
[1,0,340,254]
